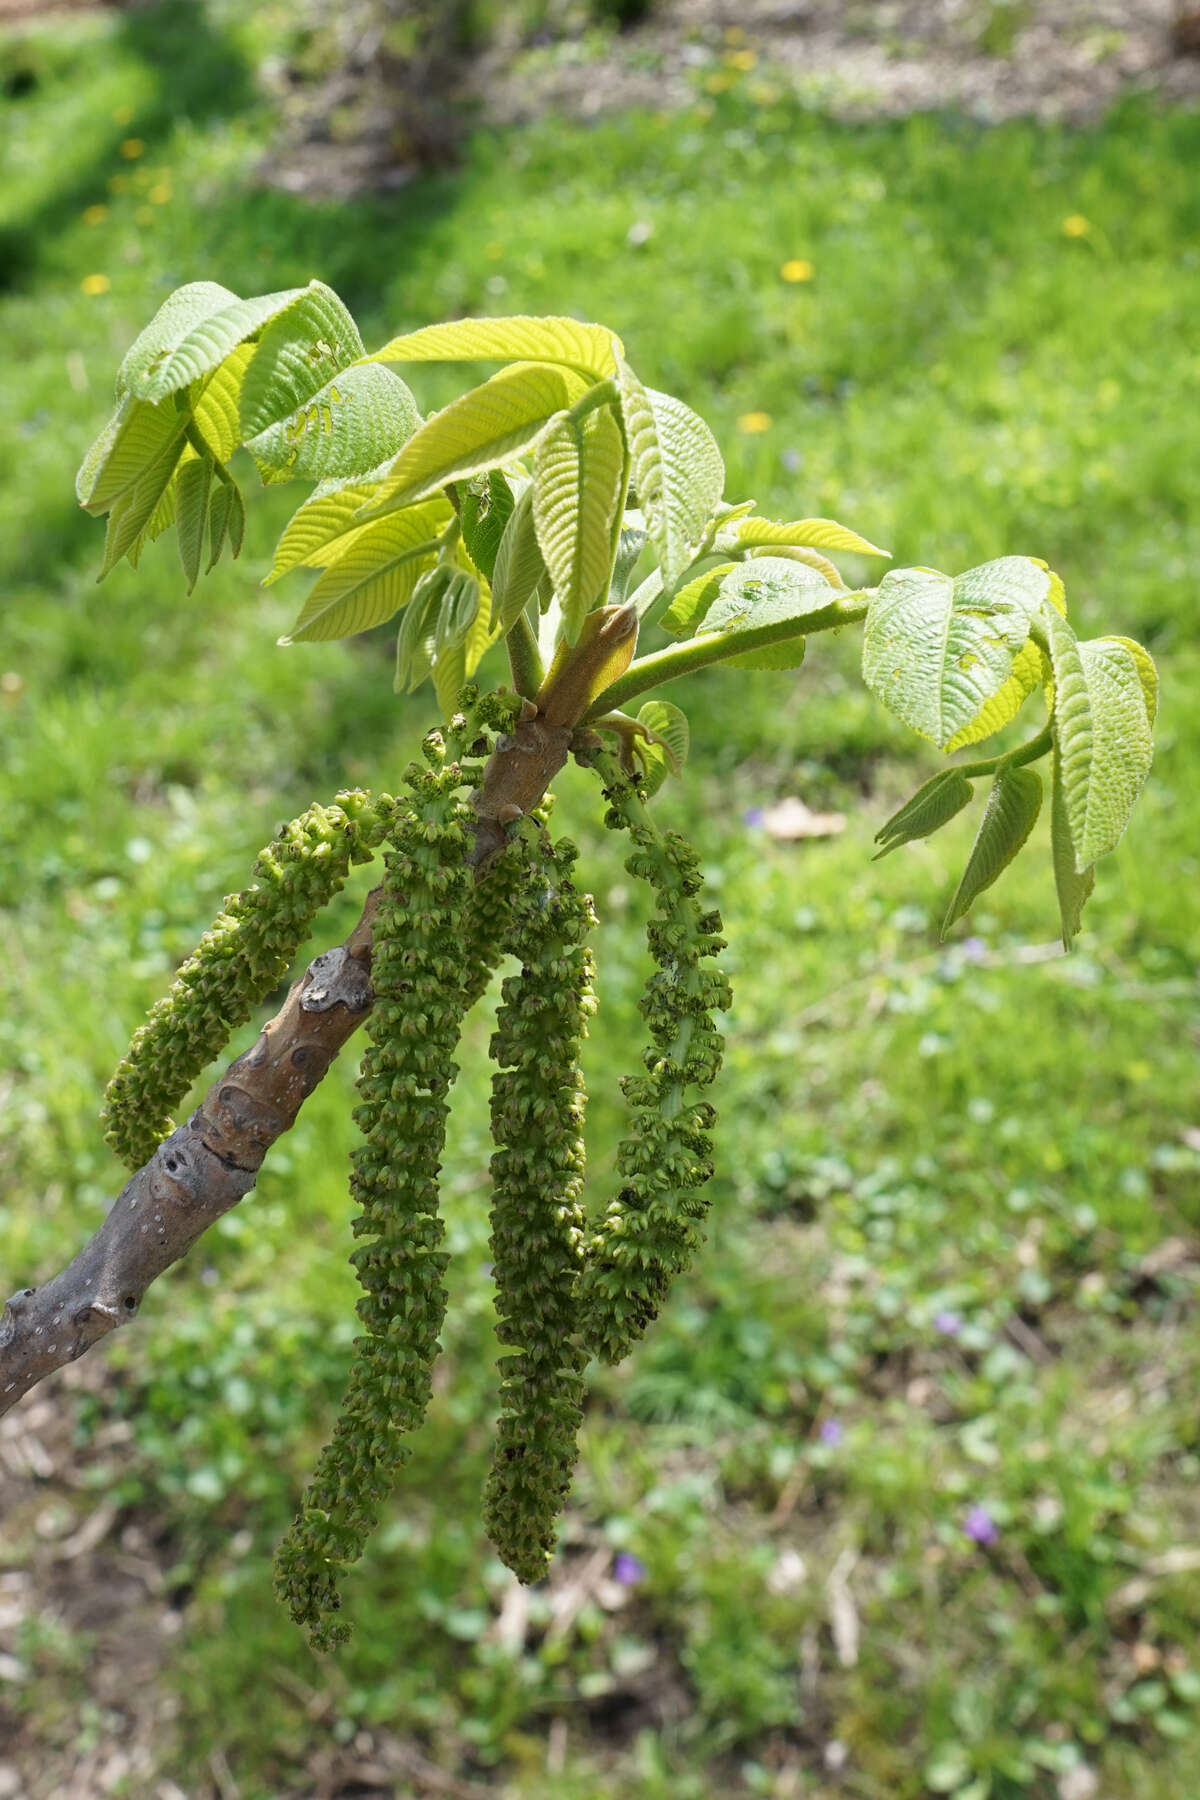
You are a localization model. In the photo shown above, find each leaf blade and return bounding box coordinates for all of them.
[369,314,620,379]
[942,765,1043,935]
[616,357,724,586]
[279,501,448,643]
[532,402,626,642]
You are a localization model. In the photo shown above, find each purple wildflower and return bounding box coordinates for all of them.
[781,448,803,473]
[933,1310,963,1337]
[819,1418,845,1447]
[613,1551,647,1587]
[963,1505,998,1546]
[743,807,766,827]
[962,936,987,964]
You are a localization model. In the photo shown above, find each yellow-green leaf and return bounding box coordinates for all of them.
[726,516,890,559]
[532,402,626,642]
[279,501,447,643]
[862,557,1055,750]
[1051,745,1095,949]
[942,765,1043,935]
[635,699,690,797]
[660,563,737,635]
[944,637,1048,753]
[369,314,620,380]
[191,342,256,462]
[490,483,546,635]
[239,282,365,440]
[362,363,587,516]
[265,471,431,583]
[1045,610,1156,868]
[119,282,309,401]
[174,454,212,593]
[617,357,724,585]
[79,396,188,515]
[246,364,421,487]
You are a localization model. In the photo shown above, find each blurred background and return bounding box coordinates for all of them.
[1,3,1199,1796]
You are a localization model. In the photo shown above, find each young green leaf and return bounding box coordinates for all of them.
[942,765,1043,935]
[238,282,365,440]
[118,282,310,401]
[610,525,648,604]
[533,402,626,642]
[174,453,213,593]
[246,364,421,486]
[719,515,890,559]
[1044,609,1156,869]
[264,467,402,583]
[659,562,737,635]
[369,314,620,380]
[944,637,1047,753]
[227,482,245,558]
[1051,746,1095,948]
[635,699,689,796]
[78,396,188,515]
[190,342,257,463]
[96,436,187,577]
[360,363,587,516]
[746,542,845,587]
[700,556,834,635]
[458,471,515,581]
[206,479,234,572]
[394,566,452,692]
[489,483,547,636]
[616,357,724,586]
[278,501,448,643]
[874,768,975,858]
[862,557,1056,750]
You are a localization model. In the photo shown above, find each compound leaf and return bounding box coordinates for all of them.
[370,314,619,380]
[532,402,625,642]
[1045,609,1156,869]
[862,556,1055,750]
[616,357,724,586]
[362,362,585,515]
[942,764,1043,935]
[246,363,421,486]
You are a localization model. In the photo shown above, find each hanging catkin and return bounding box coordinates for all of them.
[102,790,389,1170]
[483,832,596,1582]
[273,734,478,1648]
[575,751,731,1365]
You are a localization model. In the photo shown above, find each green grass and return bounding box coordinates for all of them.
[2,7,1200,1797]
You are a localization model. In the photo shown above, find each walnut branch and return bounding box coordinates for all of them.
[0,616,639,1417]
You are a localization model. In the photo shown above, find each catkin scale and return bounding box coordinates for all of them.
[575,753,731,1365]
[103,790,390,1170]
[483,835,596,1583]
[274,737,477,1649]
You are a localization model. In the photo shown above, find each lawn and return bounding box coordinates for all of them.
[2,6,1199,1798]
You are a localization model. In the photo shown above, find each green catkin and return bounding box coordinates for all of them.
[273,730,480,1649]
[483,833,597,1583]
[575,751,732,1365]
[102,790,391,1170]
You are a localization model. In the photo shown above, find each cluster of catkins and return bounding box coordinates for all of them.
[103,694,730,1649]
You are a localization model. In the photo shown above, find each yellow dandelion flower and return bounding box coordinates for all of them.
[484,240,505,260]
[704,71,733,94]
[1062,214,1090,238]
[82,204,108,226]
[748,82,782,105]
[119,138,144,160]
[738,411,772,434]
[112,104,134,125]
[148,183,172,205]
[725,48,757,72]
[781,258,815,283]
[0,672,24,698]
[723,25,746,45]
[107,174,128,194]
[81,274,111,297]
